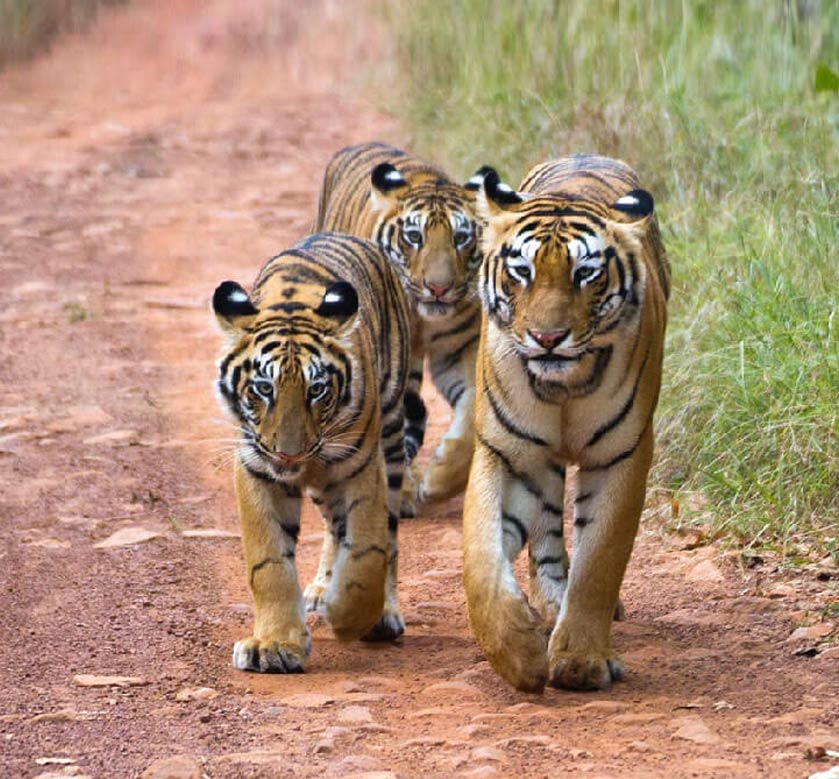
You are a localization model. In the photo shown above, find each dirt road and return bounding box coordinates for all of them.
[1,2,837,778]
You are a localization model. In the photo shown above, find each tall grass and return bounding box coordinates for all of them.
[388,0,839,554]
[0,0,124,67]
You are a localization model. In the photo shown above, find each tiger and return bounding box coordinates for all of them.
[212,231,411,673]
[461,154,670,692]
[315,141,492,512]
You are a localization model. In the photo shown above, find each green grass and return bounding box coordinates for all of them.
[386,0,839,555]
[0,0,124,68]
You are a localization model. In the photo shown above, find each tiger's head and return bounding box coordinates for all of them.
[212,278,360,483]
[369,162,490,319]
[477,170,655,394]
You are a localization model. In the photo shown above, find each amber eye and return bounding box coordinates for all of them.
[454,228,472,248]
[506,260,532,285]
[573,266,602,287]
[308,379,330,404]
[403,227,423,246]
[251,378,273,399]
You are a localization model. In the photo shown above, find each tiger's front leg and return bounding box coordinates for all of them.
[420,343,478,503]
[548,426,653,691]
[319,458,389,642]
[462,441,548,692]
[232,459,309,673]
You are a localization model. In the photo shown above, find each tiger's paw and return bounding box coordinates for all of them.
[548,650,626,691]
[232,637,309,674]
[400,466,419,518]
[419,446,472,504]
[325,589,385,642]
[303,581,328,614]
[361,606,405,642]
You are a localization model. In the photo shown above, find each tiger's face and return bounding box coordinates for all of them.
[477,171,654,392]
[370,163,488,319]
[213,279,359,483]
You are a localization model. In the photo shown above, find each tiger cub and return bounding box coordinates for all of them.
[462,155,670,692]
[213,232,411,672]
[315,141,491,510]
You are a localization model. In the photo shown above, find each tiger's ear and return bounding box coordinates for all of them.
[213,280,258,334]
[476,168,526,222]
[609,189,654,224]
[315,280,359,332]
[370,162,409,212]
[463,165,496,191]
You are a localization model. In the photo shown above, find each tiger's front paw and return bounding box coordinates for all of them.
[303,581,328,614]
[361,606,405,642]
[232,636,309,674]
[547,625,625,691]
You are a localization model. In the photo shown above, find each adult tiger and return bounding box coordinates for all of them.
[462,155,670,692]
[316,141,490,511]
[213,232,411,673]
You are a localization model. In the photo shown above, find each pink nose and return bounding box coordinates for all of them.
[425,282,451,299]
[529,329,568,350]
[274,451,304,466]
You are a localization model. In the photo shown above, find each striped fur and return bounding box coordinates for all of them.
[316,141,489,510]
[213,232,411,673]
[462,155,670,692]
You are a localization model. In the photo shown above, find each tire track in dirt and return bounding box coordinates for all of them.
[1,2,837,778]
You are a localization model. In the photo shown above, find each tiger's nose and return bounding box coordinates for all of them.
[425,282,451,299]
[274,450,304,466]
[529,329,569,350]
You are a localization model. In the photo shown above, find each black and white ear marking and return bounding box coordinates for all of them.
[483,169,523,205]
[612,189,654,219]
[371,162,407,193]
[464,165,496,191]
[213,280,258,319]
[315,280,358,320]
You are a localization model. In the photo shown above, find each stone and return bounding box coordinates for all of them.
[787,624,833,642]
[94,527,161,548]
[610,712,666,725]
[175,686,217,702]
[686,758,747,772]
[30,709,96,723]
[497,735,553,748]
[83,429,139,446]
[73,674,148,688]
[181,529,239,539]
[47,405,111,433]
[337,705,373,724]
[460,768,498,778]
[671,715,721,745]
[579,700,630,715]
[818,647,839,661]
[685,559,725,583]
[471,746,507,763]
[280,693,334,708]
[421,680,484,697]
[458,724,489,739]
[141,756,200,779]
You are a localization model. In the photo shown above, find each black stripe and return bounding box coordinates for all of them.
[587,346,651,447]
[351,544,387,560]
[574,516,593,528]
[387,473,403,489]
[575,491,592,504]
[435,333,479,374]
[429,310,479,342]
[543,501,563,516]
[476,433,542,497]
[280,523,300,542]
[485,382,548,446]
[580,415,652,472]
[502,512,528,547]
[536,556,565,567]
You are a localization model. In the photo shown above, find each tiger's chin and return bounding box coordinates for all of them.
[523,348,612,397]
[416,300,458,320]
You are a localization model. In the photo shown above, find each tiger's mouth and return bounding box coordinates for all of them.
[416,298,459,319]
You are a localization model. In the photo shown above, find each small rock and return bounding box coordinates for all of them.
[421,680,484,697]
[610,712,666,725]
[83,429,139,446]
[175,687,217,702]
[686,758,746,771]
[337,705,373,724]
[685,559,724,583]
[579,700,630,715]
[181,529,239,539]
[497,735,553,748]
[788,624,833,642]
[141,756,200,779]
[458,724,489,739]
[671,715,721,745]
[766,583,796,599]
[818,647,839,661]
[73,674,148,688]
[94,527,161,549]
[35,759,75,766]
[280,693,334,708]
[809,768,839,779]
[401,737,445,747]
[460,768,498,778]
[471,746,506,763]
[329,755,383,773]
[30,709,96,723]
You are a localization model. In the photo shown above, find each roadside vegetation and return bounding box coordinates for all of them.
[388,0,839,558]
[0,0,124,67]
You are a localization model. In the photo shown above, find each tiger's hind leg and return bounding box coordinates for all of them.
[303,503,335,616]
[400,360,426,518]
[232,459,310,673]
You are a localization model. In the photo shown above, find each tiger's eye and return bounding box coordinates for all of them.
[252,379,274,398]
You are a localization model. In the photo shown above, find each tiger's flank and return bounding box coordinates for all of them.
[316,141,493,512]
[212,232,411,673]
[462,155,670,692]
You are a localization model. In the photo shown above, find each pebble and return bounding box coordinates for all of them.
[671,715,721,745]
[471,746,506,763]
[787,624,833,642]
[141,756,200,779]
[610,712,666,725]
[82,429,139,446]
[337,705,374,724]
[30,709,97,723]
[685,559,725,583]
[421,680,484,697]
[459,768,498,778]
[175,686,217,702]
[181,529,239,539]
[818,647,839,661]
[280,693,334,708]
[458,724,489,739]
[496,735,553,748]
[73,674,148,688]
[579,700,630,715]
[329,754,383,773]
[94,527,162,549]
